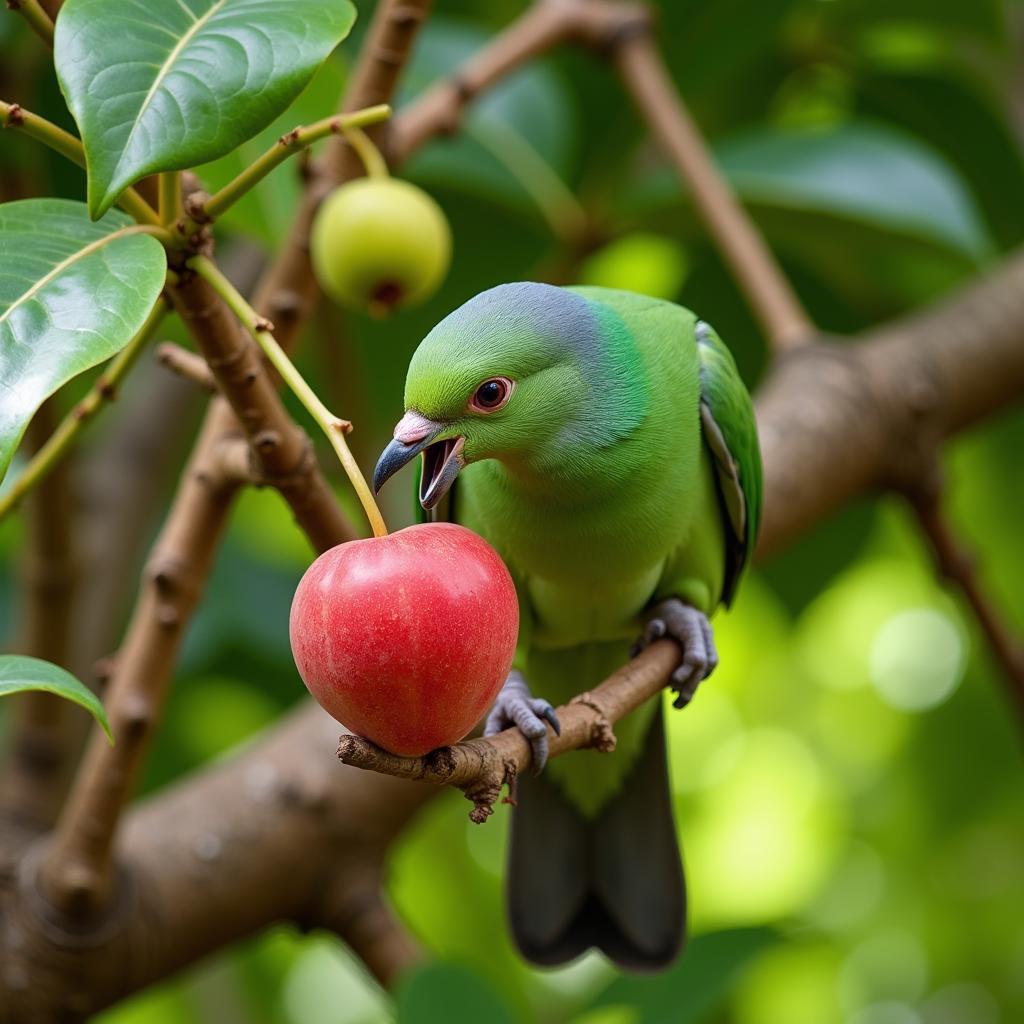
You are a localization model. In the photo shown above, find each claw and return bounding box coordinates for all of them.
[540,705,562,736]
[485,670,558,773]
[633,597,719,710]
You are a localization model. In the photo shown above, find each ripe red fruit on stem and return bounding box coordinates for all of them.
[289,523,519,756]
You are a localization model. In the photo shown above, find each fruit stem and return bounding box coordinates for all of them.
[0,297,168,521]
[344,126,389,179]
[188,255,389,539]
[200,104,392,223]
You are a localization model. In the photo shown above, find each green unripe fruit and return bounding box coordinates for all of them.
[311,177,452,314]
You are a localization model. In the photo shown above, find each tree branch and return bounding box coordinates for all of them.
[610,32,815,351]
[907,475,1024,719]
[155,341,218,393]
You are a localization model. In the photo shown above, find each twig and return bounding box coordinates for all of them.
[155,341,217,393]
[611,32,814,351]
[189,255,386,538]
[0,101,159,224]
[0,299,168,520]
[6,0,53,47]
[339,640,679,821]
[390,0,584,163]
[908,475,1024,720]
[198,104,391,223]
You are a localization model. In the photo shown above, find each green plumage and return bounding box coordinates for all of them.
[399,282,761,967]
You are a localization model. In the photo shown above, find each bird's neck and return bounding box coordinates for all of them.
[482,436,639,507]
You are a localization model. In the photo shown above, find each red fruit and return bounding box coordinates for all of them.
[289,523,519,756]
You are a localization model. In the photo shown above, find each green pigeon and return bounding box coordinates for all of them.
[374,282,762,969]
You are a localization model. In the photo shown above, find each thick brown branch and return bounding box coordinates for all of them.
[338,640,679,821]
[756,250,1024,557]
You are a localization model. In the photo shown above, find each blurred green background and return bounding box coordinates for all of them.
[2,0,1023,1021]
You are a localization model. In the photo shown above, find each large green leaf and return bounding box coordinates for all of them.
[585,927,777,1024]
[196,56,348,248]
[0,199,166,481]
[0,655,112,741]
[716,121,993,262]
[395,963,516,1024]
[856,67,1024,251]
[54,0,357,218]
[622,118,993,289]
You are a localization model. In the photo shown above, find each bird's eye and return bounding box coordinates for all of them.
[469,377,514,413]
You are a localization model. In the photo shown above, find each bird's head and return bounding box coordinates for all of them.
[373,282,647,510]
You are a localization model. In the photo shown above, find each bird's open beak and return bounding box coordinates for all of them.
[373,410,466,510]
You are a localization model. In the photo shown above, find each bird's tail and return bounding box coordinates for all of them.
[506,705,686,970]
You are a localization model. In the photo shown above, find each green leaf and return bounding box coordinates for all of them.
[54,0,357,219]
[585,927,777,1024]
[856,68,1024,251]
[0,199,166,482]
[0,654,112,741]
[196,56,347,248]
[716,121,993,262]
[621,118,994,301]
[395,963,516,1024]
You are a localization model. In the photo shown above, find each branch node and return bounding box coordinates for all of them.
[96,377,117,402]
[4,102,24,127]
[253,429,282,453]
[254,316,275,334]
[183,190,211,225]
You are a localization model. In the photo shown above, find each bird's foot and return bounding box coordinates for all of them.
[632,598,719,709]
[484,670,561,773]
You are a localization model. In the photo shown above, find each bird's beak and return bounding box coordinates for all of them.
[373,410,466,511]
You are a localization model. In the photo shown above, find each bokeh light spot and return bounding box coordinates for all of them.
[869,608,965,711]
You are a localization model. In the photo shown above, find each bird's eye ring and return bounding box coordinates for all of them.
[469,376,514,413]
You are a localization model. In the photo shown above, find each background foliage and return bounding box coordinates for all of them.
[1,0,1023,1021]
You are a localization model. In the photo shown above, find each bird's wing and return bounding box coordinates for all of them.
[695,320,763,607]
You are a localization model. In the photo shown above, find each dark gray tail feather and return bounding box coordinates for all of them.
[507,705,686,970]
